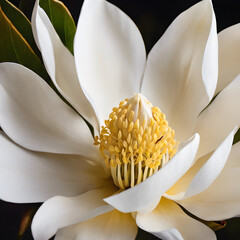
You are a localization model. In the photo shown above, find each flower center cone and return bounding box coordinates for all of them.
[95,94,178,189]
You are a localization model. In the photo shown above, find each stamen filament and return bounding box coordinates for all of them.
[124,163,129,187]
[131,154,134,188]
[143,166,149,181]
[117,165,124,189]
[137,161,142,185]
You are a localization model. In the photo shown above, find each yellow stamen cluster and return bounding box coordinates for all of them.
[94,94,178,189]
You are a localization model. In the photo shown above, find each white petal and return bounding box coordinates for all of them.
[0,63,97,158]
[55,210,138,240]
[141,0,218,141]
[224,142,240,170]
[74,0,146,126]
[32,186,117,240]
[182,127,237,199]
[104,134,199,213]
[165,153,212,200]
[195,75,240,158]
[179,168,240,221]
[165,127,237,200]
[0,131,107,203]
[32,0,100,133]
[216,24,240,94]
[136,198,216,240]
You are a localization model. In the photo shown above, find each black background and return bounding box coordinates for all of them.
[1,0,240,239]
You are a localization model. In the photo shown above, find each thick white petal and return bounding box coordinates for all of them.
[104,134,199,213]
[32,0,99,133]
[32,186,117,240]
[0,63,97,158]
[182,127,236,199]
[179,168,240,221]
[136,198,216,240]
[74,0,146,126]
[165,127,237,200]
[142,0,218,141]
[55,210,137,240]
[165,153,211,200]
[224,142,240,170]
[0,132,107,203]
[195,75,240,158]
[216,24,240,94]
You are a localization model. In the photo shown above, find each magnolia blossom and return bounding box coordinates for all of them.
[0,0,240,239]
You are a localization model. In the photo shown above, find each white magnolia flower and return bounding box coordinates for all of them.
[0,0,240,239]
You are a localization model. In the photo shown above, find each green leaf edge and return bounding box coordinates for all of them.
[0,0,40,56]
[40,0,76,54]
[0,6,50,83]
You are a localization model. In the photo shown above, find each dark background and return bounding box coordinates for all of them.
[1,0,240,239]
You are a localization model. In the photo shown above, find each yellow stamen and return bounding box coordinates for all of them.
[95,94,179,189]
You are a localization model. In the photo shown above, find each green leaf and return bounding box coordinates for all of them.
[0,0,40,56]
[0,6,50,82]
[233,128,240,144]
[206,221,226,232]
[40,0,76,54]
[17,205,40,240]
